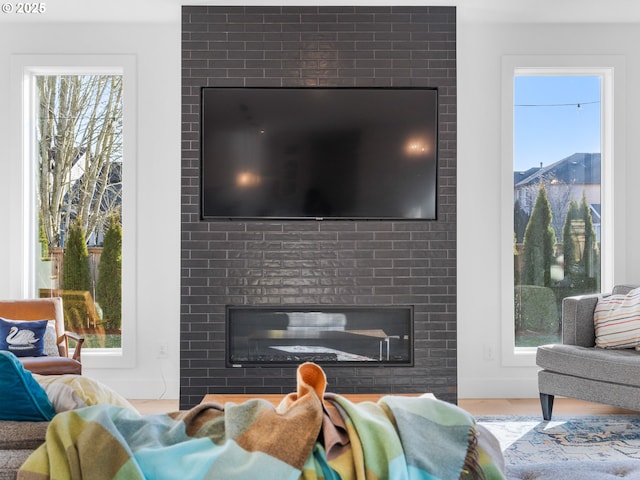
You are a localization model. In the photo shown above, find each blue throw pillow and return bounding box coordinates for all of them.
[0,350,56,421]
[0,318,48,357]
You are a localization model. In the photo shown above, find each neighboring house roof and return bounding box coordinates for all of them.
[514,153,601,188]
[514,166,542,184]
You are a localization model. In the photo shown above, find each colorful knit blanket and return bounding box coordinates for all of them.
[18,363,504,479]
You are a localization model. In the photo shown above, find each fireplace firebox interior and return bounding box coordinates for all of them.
[226,306,413,367]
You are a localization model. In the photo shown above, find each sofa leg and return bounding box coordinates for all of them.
[540,393,554,421]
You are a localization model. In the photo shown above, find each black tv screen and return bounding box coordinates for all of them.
[201,87,438,220]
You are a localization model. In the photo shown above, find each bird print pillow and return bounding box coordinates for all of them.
[0,318,48,357]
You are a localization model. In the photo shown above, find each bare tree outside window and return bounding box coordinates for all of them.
[513,75,601,348]
[35,75,123,348]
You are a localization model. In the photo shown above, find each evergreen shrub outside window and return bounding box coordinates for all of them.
[513,75,601,347]
[35,74,123,349]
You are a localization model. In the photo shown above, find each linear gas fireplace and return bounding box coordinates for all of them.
[226,306,413,367]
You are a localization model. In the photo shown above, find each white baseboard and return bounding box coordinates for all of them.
[458,375,540,398]
[84,371,180,400]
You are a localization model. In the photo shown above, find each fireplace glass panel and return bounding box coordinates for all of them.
[226,306,413,366]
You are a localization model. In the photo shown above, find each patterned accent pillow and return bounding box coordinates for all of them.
[0,318,48,357]
[594,287,640,349]
[0,318,58,356]
[43,321,60,357]
[34,374,136,413]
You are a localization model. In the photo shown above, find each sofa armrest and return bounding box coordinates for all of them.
[63,331,84,362]
[561,293,601,347]
[612,284,640,295]
[563,285,640,347]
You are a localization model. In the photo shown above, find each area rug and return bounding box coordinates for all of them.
[477,414,640,464]
[477,415,640,479]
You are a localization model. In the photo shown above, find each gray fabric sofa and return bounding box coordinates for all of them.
[2,412,639,480]
[0,421,47,480]
[536,284,640,420]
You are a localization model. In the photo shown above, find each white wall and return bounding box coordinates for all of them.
[457,20,640,397]
[2,6,640,401]
[0,22,182,399]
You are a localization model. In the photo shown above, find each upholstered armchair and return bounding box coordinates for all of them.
[0,297,84,375]
[536,285,640,420]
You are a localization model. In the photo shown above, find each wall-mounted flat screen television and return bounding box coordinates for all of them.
[200,87,438,220]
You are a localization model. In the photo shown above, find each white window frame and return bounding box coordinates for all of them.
[500,55,626,367]
[10,55,137,368]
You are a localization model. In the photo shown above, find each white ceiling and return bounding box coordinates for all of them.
[2,0,640,24]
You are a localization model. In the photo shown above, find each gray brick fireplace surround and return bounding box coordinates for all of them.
[180,5,457,409]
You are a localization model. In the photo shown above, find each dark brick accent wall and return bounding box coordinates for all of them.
[181,5,456,409]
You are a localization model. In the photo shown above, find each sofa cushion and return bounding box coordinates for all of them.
[594,286,640,348]
[0,421,48,450]
[0,318,48,357]
[537,343,640,388]
[0,449,37,480]
[0,351,56,421]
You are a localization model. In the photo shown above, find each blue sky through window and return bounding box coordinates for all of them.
[514,75,601,172]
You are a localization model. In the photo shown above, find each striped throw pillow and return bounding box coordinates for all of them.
[594,287,640,349]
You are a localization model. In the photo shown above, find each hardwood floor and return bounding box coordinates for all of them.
[128,399,178,415]
[458,398,636,416]
[128,397,637,417]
